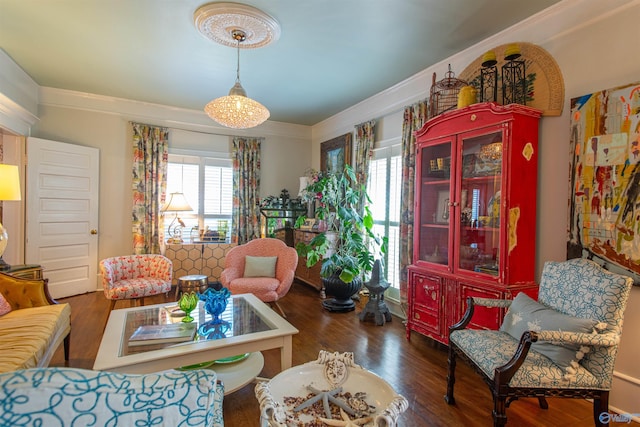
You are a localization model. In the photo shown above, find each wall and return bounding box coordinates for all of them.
[310,0,640,416]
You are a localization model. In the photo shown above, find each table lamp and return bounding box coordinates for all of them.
[0,164,22,271]
[162,192,193,244]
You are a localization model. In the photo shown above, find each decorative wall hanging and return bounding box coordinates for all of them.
[459,42,564,116]
[567,81,640,284]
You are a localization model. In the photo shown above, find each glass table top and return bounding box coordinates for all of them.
[120,297,273,356]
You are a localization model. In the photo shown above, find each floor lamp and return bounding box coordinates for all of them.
[0,164,22,271]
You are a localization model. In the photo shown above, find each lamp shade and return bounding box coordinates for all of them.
[298,177,310,197]
[163,192,193,212]
[0,164,21,201]
[205,94,270,129]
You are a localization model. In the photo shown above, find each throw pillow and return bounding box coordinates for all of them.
[0,292,11,316]
[244,256,277,278]
[500,293,598,378]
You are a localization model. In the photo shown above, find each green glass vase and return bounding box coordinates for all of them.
[178,291,198,323]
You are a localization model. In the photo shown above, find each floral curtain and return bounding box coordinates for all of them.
[399,100,429,307]
[232,137,263,244]
[131,122,169,255]
[354,120,376,187]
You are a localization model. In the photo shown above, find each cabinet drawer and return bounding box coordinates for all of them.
[412,274,442,311]
[411,306,441,335]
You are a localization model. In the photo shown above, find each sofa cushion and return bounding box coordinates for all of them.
[0,367,224,427]
[0,304,71,373]
[500,293,598,376]
[244,255,277,278]
[0,292,11,316]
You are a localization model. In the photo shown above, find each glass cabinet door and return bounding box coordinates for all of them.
[457,130,503,276]
[417,140,452,267]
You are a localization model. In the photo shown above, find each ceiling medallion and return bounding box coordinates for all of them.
[194,2,280,49]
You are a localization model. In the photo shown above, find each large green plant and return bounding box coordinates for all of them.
[295,165,387,284]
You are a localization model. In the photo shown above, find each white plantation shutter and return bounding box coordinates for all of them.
[165,154,232,240]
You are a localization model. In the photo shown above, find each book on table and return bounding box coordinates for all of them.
[128,323,196,346]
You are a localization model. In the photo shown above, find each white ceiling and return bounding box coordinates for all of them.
[0,0,561,126]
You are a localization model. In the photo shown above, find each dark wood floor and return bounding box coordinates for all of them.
[50,281,615,427]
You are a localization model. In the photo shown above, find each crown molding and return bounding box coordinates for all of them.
[38,86,310,140]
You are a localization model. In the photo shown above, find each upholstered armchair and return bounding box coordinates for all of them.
[99,254,173,310]
[220,238,298,317]
[0,367,224,426]
[445,258,633,427]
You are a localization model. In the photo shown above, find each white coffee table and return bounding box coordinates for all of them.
[94,293,299,389]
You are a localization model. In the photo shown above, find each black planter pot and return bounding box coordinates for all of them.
[321,274,362,312]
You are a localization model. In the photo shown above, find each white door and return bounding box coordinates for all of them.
[26,137,99,299]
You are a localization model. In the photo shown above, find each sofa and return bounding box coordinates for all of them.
[0,272,71,373]
[0,367,224,426]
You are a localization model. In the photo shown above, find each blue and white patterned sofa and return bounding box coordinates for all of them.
[445,258,633,427]
[0,367,224,426]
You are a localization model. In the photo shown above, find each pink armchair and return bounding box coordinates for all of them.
[220,238,298,317]
[99,254,173,311]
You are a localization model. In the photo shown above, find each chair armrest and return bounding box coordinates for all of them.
[220,267,241,286]
[535,330,619,347]
[449,297,512,332]
[471,297,512,308]
[0,273,56,310]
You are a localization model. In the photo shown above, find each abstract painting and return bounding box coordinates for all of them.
[568,81,640,284]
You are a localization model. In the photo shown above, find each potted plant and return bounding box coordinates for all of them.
[295,165,387,312]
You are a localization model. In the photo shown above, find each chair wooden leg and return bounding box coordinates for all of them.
[594,391,609,427]
[109,299,116,311]
[63,333,70,362]
[444,344,457,404]
[140,297,145,307]
[492,395,508,427]
[537,396,549,410]
[272,302,286,318]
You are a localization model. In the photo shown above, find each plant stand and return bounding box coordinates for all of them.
[321,274,361,313]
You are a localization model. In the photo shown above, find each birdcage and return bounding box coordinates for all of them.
[429,65,467,118]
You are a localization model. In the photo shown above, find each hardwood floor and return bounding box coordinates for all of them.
[50,281,616,427]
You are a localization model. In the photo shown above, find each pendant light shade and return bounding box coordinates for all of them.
[195,3,278,130]
[204,76,270,129]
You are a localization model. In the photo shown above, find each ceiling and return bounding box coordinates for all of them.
[0,0,562,126]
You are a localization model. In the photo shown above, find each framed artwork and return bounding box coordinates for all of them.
[567,81,640,285]
[436,190,450,224]
[321,133,352,174]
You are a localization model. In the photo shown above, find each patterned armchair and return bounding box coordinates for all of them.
[220,238,298,317]
[0,367,224,426]
[445,258,633,427]
[99,254,173,310]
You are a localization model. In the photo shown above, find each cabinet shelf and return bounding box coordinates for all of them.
[407,102,541,345]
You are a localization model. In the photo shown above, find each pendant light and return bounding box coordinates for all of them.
[194,2,280,129]
[204,29,270,129]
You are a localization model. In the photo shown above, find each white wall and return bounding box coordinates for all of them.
[310,0,640,416]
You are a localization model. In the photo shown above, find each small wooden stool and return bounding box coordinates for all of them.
[175,274,208,300]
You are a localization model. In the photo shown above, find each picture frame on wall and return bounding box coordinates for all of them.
[321,133,352,174]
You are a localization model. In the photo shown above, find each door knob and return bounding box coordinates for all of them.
[90,229,98,235]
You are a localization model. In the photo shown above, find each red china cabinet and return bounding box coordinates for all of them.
[406,102,541,345]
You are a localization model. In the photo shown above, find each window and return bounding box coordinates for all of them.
[367,144,402,301]
[165,153,232,242]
